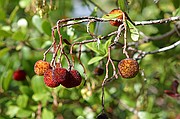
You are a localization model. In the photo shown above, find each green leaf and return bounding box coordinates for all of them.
[2,69,13,91]
[16,109,32,118]
[6,106,20,118]
[90,7,98,17]
[102,12,122,19]
[89,21,96,34]
[42,108,54,119]
[0,29,12,38]
[0,48,10,58]
[127,20,139,41]
[32,92,52,106]
[32,15,43,33]
[16,95,29,108]
[172,0,180,9]
[9,6,19,23]
[19,86,33,96]
[19,0,31,8]
[32,93,50,102]
[104,37,112,56]
[118,0,128,12]
[0,9,6,21]
[88,56,105,65]
[173,7,180,16]
[85,41,105,55]
[138,111,156,119]
[42,20,52,36]
[12,30,26,41]
[31,75,46,94]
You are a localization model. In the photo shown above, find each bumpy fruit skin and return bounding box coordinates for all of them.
[53,68,68,84]
[109,9,123,27]
[61,70,82,88]
[44,69,61,88]
[13,69,26,81]
[34,60,51,76]
[118,58,139,78]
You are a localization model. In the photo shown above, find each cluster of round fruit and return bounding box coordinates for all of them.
[34,60,82,88]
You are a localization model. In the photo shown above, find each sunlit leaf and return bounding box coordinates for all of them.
[88,56,105,65]
[85,41,105,55]
[2,69,13,91]
[89,21,96,35]
[118,0,128,12]
[9,6,19,23]
[12,30,26,41]
[42,20,52,36]
[16,109,32,118]
[102,12,122,19]
[127,20,139,41]
[19,0,31,8]
[104,37,112,56]
[31,75,47,94]
[0,29,12,38]
[6,106,19,118]
[42,108,54,119]
[173,7,180,16]
[19,86,33,96]
[138,111,156,119]
[17,95,29,108]
[0,48,10,58]
[32,93,51,106]
[32,93,49,101]
[32,15,43,33]
[90,7,98,17]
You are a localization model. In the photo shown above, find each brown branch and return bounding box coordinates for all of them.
[36,102,42,119]
[128,40,180,60]
[134,16,180,26]
[128,23,180,46]
[122,12,129,58]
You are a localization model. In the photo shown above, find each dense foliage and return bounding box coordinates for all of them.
[0,0,180,119]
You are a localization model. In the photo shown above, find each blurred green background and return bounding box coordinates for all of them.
[0,0,180,119]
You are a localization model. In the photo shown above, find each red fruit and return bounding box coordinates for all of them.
[53,68,69,84]
[118,58,139,78]
[44,69,61,88]
[34,60,51,76]
[13,69,26,81]
[61,70,82,88]
[109,9,124,27]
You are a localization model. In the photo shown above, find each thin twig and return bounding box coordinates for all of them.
[134,16,180,26]
[78,44,87,76]
[43,41,56,61]
[114,24,124,43]
[122,12,129,58]
[128,23,180,46]
[36,102,42,119]
[130,40,180,60]
[146,40,180,54]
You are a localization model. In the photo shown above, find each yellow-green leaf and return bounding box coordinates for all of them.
[127,20,139,41]
[102,13,122,19]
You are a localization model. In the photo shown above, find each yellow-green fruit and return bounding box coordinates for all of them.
[34,60,51,76]
[118,58,139,78]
